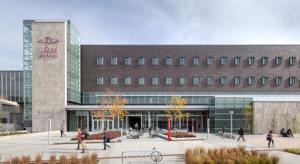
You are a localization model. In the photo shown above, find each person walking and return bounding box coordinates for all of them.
[81,128,87,153]
[149,127,152,138]
[237,127,246,142]
[60,126,64,137]
[134,122,139,131]
[76,128,82,150]
[103,129,111,150]
[221,126,225,139]
[267,130,274,148]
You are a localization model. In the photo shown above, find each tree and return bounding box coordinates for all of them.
[242,104,253,133]
[91,91,128,130]
[165,96,188,129]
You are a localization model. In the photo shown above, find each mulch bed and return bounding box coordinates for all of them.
[164,131,196,138]
[71,130,125,140]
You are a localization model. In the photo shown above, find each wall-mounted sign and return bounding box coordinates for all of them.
[37,36,59,57]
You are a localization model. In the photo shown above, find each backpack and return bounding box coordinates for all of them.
[84,131,89,139]
[266,134,271,140]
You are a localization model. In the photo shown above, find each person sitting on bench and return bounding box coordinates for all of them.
[280,128,288,137]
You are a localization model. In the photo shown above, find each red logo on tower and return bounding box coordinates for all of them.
[37,36,60,58]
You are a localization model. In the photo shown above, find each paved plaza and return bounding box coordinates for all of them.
[0,132,300,163]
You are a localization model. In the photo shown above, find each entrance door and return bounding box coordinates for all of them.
[93,119,102,131]
[128,116,141,130]
[77,116,87,130]
[188,116,203,132]
[104,119,113,130]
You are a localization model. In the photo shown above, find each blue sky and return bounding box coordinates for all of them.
[0,0,300,69]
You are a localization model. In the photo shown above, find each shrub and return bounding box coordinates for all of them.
[284,148,300,155]
[91,153,98,164]
[21,155,31,164]
[10,156,20,164]
[49,155,56,164]
[69,154,79,164]
[186,147,279,164]
[59,155,68,164]
[34,154,42,164]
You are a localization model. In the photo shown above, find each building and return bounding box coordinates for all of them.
[0,98,22,131]
[0,71,23,103]
[23,20,300,134]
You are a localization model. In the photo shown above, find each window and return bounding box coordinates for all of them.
[248,57,255,65]
[125,77,131,85]
[289,76,296,86]
[275,57,282,66]
[125,57,131,65]
[138,77,145,85]
[220,76,228,86]
[248,76,255,86]
[138,57,145,65]
[207,57,213,65]
[193,76,199,85]
[261,76,268,86]
[111,76,118,85]
[166,77,172,85]
[111,57,117,65]
[275,76,283,86]
[234,76,240,85]
[179,57,185,65]
[166,57,172,65]
[289,57,296,66]
[207,77,213,85]
[179,77,185,85]
[96,77,104,85]
[220,57,228,65]
[152,77,159,85]
[193,57,199,65]
[261,57,268,66]
[234,57,241,65]
[152,57,159,65]
[96,57,104,65]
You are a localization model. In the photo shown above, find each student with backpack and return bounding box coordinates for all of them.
[103,129,111,150]
[237,127,246,142]
[267,130,274,148]
[81,128,88,153]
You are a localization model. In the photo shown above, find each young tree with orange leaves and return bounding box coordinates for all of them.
[165,96,188,129]
[91,90,128,130]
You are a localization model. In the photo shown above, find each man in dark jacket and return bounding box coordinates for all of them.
[237,127,246,142]
[103,129,111,150]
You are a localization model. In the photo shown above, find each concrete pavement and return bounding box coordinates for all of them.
[1,132,300,163]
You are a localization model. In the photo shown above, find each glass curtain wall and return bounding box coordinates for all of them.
[23,20,33,126]
[67,21,81,103]
[209,97,252,133]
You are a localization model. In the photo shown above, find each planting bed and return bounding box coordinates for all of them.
[164,131,196,138]
[186,146,279,164]
[71,130,125,140]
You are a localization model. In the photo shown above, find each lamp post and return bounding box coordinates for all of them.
[121,118,123,137]
[229,110,234,137]
[207,118,210,140]
[192,119,194,133]
[48,118,52,144]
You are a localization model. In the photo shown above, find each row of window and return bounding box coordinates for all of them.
[96,76,298,86]
[96,56,297,66]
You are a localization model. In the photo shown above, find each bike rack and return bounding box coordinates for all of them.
[121,149,163,164]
